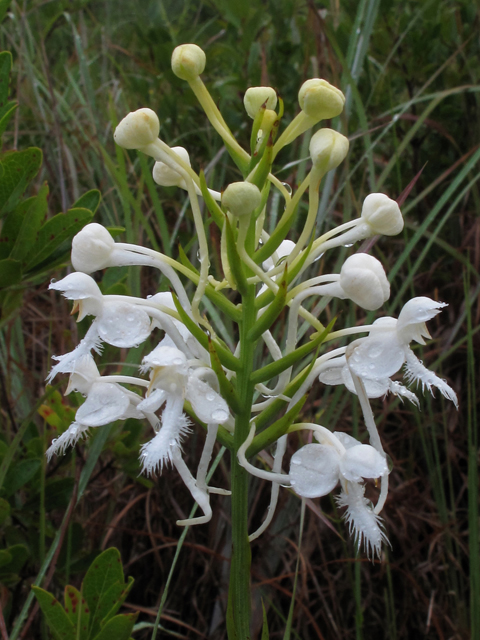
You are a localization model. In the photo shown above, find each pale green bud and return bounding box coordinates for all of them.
[171,44,206,81]
[222,182,262,217]
[309,128,349,171]
[114,108,160,150]
[244,87,277,119]
[361,193,404,236]
[298,79,345,120]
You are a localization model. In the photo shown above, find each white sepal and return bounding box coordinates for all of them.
[186,376,229,424]
[75,382,131,427]
[339,444,389,483]
[289,444,340,498]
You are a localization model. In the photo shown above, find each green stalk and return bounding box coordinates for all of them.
[228,282,256,639]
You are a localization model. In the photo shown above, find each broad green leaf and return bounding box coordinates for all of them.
[72,189,101,214]
[0,1,12,26]
[0,550,11,568]
[64,585,90,640]
[0,196,37,260]
[0,258,21,288]
[31,586,76,640]
[0,148,42,216]
[25,207,93,271]
[94,576,134,631]
[91,612,138,640]
[0,544,28,575]
[0,496,10,524]
[9,183,49,264]
[2,458,41,497]
[82,548,125,635]
[0,102,17,139]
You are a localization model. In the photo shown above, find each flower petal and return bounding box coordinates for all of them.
[340,444,389,482]
[97,302,152,348]
[186,376,229,424]
[75,382,130,426]
[289,444,340,498]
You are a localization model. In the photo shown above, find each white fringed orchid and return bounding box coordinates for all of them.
[46,355,148,460]
[319,296,458,407]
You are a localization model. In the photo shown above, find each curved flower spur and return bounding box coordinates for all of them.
[46,41,457,580]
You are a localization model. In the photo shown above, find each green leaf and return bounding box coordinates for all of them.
[0,550,11,568]
[31,586,76,640]
[224,216,248,295]
[25,207,93,272]
[72,189,101,214]
[64,585,90,640]
[0,496,10,524]
[82,548,126,636]
[247,395,307,458]
[0,148,42,217]
[94,576,134,630]
[171,292,240,371]
[261,601,270,640]
[2,458,41,497]
[9,183,49,264]
[247,267,287,341]
[91,613,138,640]
[208,338,242,414]
[0,258,21,288]
[250,319,334,384]
[199,170,224,229]
[0,102,17,139]
[0,1,12,25]
[0,544,28,574]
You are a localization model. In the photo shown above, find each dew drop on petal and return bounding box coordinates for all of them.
[212,409,228,422]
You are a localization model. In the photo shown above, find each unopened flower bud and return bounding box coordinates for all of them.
[222,182,262,217]
[71,223,116,273]
[153,147,191,188]
[171,44,206,81]
[339,254,390,310]
[298,79,345,120]
[310,128,349,171]
[114,108,160,150]
[244,87,277,119]
[361,193,404,236]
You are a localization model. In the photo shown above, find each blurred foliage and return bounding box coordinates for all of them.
[0,0,478,638]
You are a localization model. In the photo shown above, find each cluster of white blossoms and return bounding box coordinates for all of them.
[47,44,457,557]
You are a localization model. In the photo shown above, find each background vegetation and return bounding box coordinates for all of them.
[0,0,478,638]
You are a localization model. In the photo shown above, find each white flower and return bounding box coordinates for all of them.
[46,356,144,460]
[71,223,117,273]
[289,430,389,558]
[49,273,152,349]
[319,297,458,407]
[138,341,229,474]
[289,432,388,498]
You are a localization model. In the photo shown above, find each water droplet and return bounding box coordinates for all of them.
[212,409,228,422]
[291,458,301,465]
[290,480,296,486]
[147,294,152,299]
[343,243,353,248]
[127,315,134,322]
[392,114,399,123]
[281,182,293,195]
[206,392,215,402]
[50,278,57,284]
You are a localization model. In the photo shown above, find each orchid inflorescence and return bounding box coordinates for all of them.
[46,43,457,559]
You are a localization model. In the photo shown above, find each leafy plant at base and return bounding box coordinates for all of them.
[32,547,136,640]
